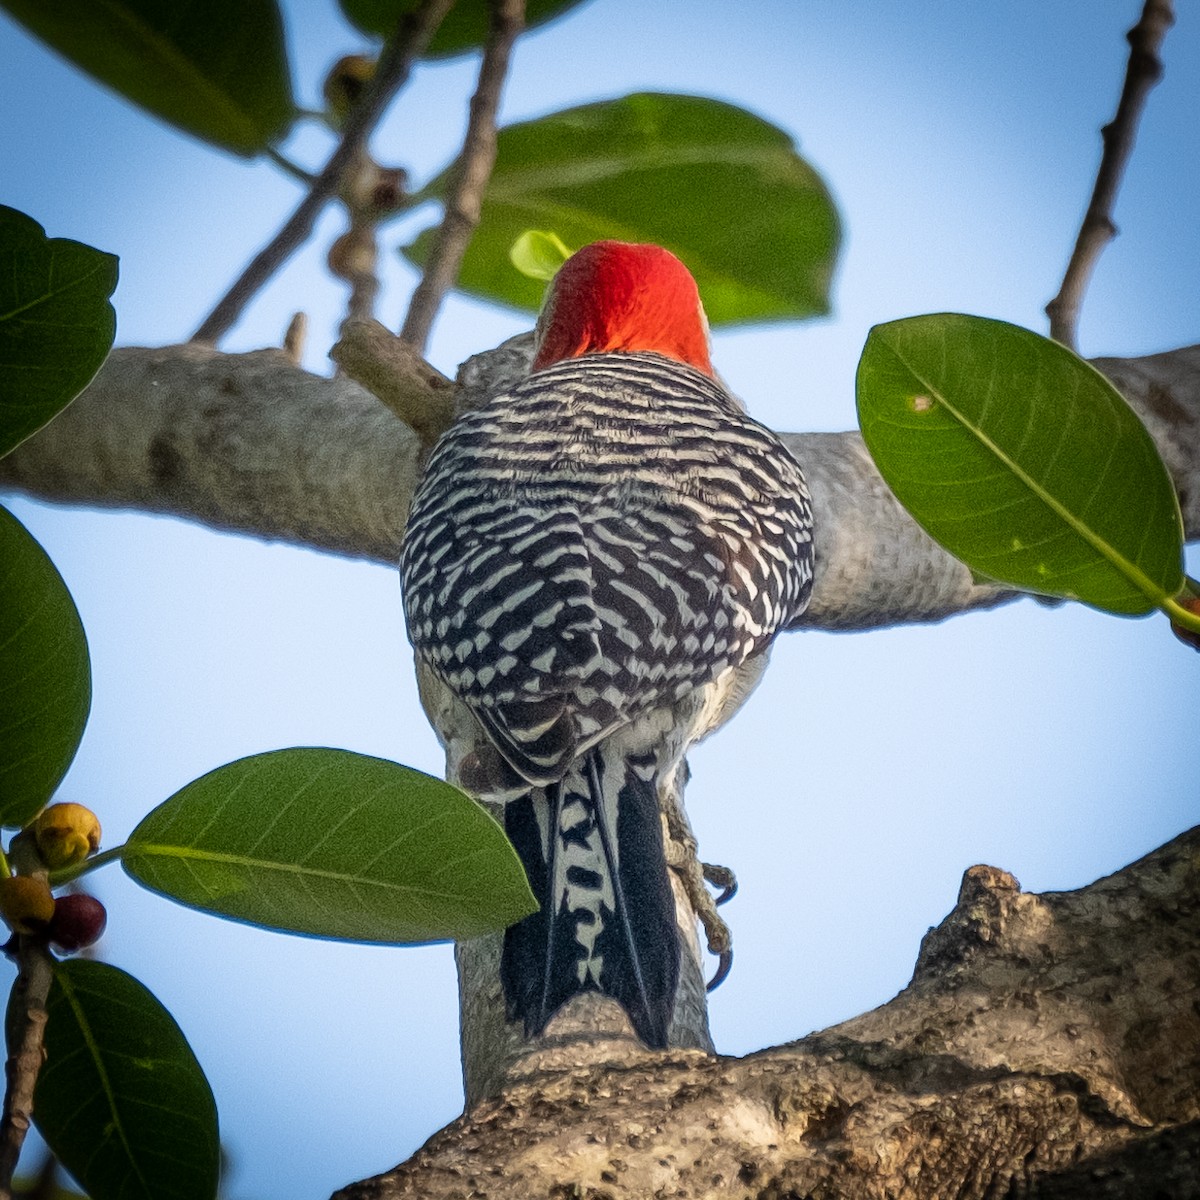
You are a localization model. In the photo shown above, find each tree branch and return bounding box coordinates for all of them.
[1045,0,1175,349]
[332,317,455,450]
[190,0,457,345]
[0,940,54,1196]
[332,826,1200,1199]
[2,339,1199,634]
[399,0,526,351]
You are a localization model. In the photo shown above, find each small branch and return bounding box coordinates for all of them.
[22,1149,58,1200]
[399,0,526,351]
[331,317,456,449]
[190,0,457,345]
[329,223,383,329]
[265,147,316,185]
[1045,0,1174,349]
[283,312,308,364]
[0,940,54,1196]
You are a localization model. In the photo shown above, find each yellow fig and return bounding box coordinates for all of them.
[0,875,55,934]
[32,802,102,869]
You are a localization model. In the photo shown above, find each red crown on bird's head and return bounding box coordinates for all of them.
[533,241,714,377]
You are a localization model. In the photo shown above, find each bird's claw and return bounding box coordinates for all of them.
[706,948,733,992]
[701,861,737,906]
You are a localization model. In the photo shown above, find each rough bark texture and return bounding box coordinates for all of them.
[335,827,1200,1199]
[3,340,1199,630]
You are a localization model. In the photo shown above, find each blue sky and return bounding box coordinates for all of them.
[2,2,1197,1197]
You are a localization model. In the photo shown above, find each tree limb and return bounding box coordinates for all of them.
[1045,0,1175,348]
[332,826,1200,1199]
[2,340,1198,633]
[190,0,457,345]
[0,939,54,1197]
[399,0,526,351]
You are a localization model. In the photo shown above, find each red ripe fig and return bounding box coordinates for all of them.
[48,893,107,952]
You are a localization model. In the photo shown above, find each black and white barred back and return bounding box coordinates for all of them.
[400,350,814,1046]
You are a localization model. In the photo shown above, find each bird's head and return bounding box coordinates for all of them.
[532,241,714,377]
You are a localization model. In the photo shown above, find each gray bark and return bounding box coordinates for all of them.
[3,340,1198,631]
[334,826,1200,1199]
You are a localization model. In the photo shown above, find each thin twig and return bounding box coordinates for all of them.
[0,940,54,1197]
[191,0,458,345]
[399,0,526,351]
[21,1147,57,1200]
[1045,0,1174,350]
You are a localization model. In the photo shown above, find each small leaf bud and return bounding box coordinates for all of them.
[47,893,108,953]
[33,802,102,868]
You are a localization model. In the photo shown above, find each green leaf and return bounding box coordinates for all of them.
[1,0,294,155]
[0,206,117,459]
[404,92,840,324]
[509,229,573,281]
[15,959,220,1200]
[0,507,91,827]
[122,748,537,942]
[856,313,1185,614]
[340,0,587,55]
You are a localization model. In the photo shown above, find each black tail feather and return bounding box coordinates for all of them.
[501,748,679,1048]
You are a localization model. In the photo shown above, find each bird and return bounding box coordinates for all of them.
[400,240,814,1049]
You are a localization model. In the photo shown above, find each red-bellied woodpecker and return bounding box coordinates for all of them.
[400,241,814,1048]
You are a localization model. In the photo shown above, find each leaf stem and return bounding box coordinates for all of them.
[265,147,316,185]
[399,0,527,352]
[1163,594,1200,633]
[48,845,126,888]
[190,0,457,344]
[1045,0,1174,350]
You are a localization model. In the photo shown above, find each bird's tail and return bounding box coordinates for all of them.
[501,746,679,1048]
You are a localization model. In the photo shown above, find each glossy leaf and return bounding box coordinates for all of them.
[0,206,117,459]
[15,959,220,1200]
[1,0,294,154]
[123,748,537,941]
[856,314,1185,614]
[340,0,587,54]
[0,507,91,827]
[404,92,840,324]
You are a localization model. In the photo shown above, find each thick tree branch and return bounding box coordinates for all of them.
[1,340,1198,634]
[190,0,456,345]
[399,0,526,351]
[332,826,1200,1199]
[1046,0,1174,348]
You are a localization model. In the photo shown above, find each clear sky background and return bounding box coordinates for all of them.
[2,2,1197,1197]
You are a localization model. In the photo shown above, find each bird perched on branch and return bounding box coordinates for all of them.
[400,241,814,1048]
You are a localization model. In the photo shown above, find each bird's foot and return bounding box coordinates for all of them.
[663,795,736,991]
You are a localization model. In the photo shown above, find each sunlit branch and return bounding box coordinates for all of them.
[1046,0,1174,350]
[0,939,54,1194]
[191,0,458,345]
[399,0,526,352]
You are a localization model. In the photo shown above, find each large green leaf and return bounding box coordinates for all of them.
[0,507,91,827]
[0,207,117,459]
[14,959,220,1200]
[340,0,588,55]
[404,92,841,324]
[1,0,294,155]
[122,748,536,941]
[856,314,1185,614]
